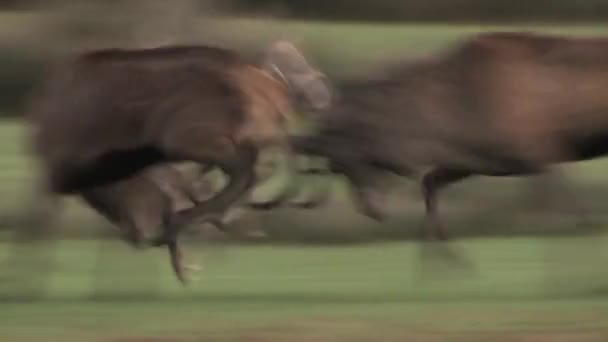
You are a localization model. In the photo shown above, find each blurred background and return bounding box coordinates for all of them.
[1,1,608,341]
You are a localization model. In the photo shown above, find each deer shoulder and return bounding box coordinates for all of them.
[229,65,293,146]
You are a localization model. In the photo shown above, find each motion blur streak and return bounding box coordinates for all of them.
[0,1,608,342]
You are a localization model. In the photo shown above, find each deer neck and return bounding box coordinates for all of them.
[233,65,294,123]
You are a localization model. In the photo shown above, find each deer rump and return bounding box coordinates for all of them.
[283,31,608,240]
[25,45,297,284]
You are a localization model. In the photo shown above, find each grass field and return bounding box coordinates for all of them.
[3,19,608,341]
[2,237,608,341]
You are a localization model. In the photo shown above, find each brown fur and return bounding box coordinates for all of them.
[288,31,608,240]
[23,43,319,283]
[232,65,293,146]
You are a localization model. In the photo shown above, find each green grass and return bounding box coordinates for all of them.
[1,237,608,341]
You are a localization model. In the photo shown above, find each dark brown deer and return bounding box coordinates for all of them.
[22,41,331,283]
[280,31,606,241]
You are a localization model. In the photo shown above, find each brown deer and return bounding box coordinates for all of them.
[22,41,331,283]
[280,31,605,241]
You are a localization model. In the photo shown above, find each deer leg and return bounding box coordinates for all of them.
[421,168,470,241]
[159,120,259,228]
[289,134,386,218]
[166,238,184,282]
[167,144,258,231]
[119,207,195,284]
[333,160,387,222]
[177,164,249,227]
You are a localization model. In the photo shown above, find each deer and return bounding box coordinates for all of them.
[21,40,332,283]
